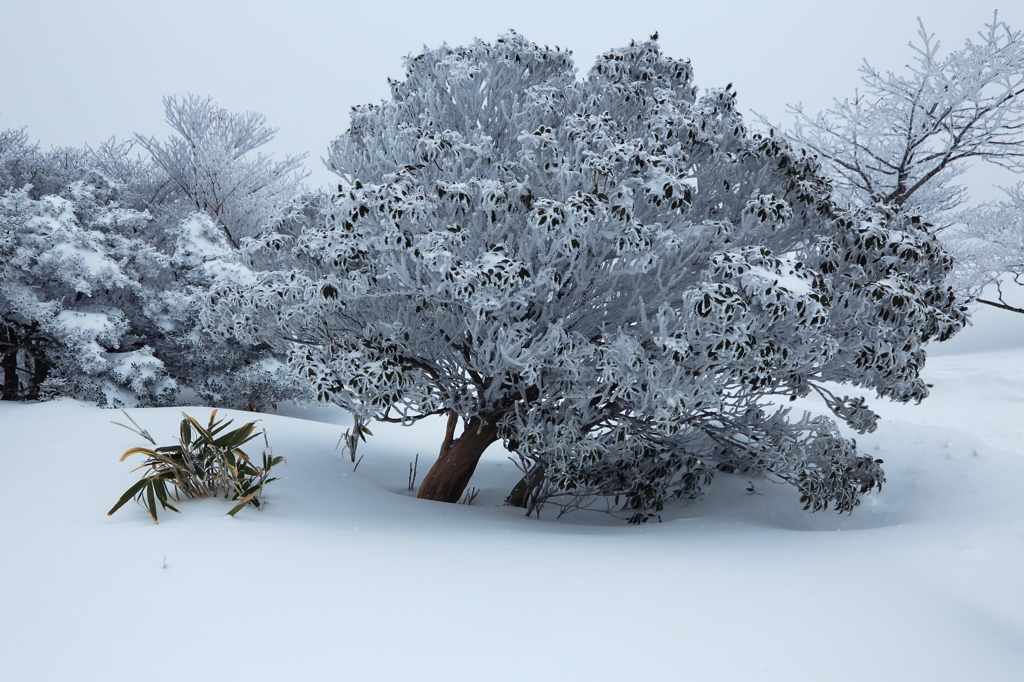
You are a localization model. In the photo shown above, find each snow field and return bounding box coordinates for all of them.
[1,345,1023,681]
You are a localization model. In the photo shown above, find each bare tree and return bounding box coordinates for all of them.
[775,14,1024,312]
[137,95,308,249]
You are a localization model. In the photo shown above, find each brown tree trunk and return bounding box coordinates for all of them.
[417,411,499,503]
[505,465,545,510]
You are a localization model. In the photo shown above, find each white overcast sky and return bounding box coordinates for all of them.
[2,1,1020,191]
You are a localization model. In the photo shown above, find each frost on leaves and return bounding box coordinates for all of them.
[0,140,304,409]
[210,35,966,519]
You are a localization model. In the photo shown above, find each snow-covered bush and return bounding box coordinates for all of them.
[0,175,178,403]
[0,128,49,196]
[0,120,306,408]
[149,210,308,411]
[208,34,966,519]
[1,128,82,201]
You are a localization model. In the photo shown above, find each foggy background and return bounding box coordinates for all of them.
[4,0,1024,350]
[3,0,1019,190]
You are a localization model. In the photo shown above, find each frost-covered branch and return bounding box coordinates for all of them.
[137,95,308,248]
[772,13,1024,310]
[208,35,964,519]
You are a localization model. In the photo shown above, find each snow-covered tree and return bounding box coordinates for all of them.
[137,95,308,249]
[1,127,46,195]
[0,173,177,403]
[776,14,1024,310]
[160,210,309,410]
[944,185,1024,307]
[0,128,99,201]
[208,35,965,519]
[0,125,306,408]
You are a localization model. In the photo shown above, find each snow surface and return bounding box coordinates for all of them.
[2,326,1023,681]
[55,309,115,333]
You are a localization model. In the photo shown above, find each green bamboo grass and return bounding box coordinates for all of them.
[108,410,284,523]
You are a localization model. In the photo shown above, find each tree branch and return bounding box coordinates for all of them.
[976,297,1024,314]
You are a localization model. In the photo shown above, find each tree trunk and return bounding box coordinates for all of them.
[417,411,499,503]
[1,348,18,401]
[27,349,51,401]
[1,322,20,401]
[505,464,545,510]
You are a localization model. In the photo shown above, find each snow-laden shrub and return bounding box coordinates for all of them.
[151,211,308,411]
[0,132,306,408]
[1,96,310,407]
[0,128,87,201]
[207,34,967,519]
[0,176,178,403]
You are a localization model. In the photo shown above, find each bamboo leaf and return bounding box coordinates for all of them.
[226,491,258,517]
[108,478,151,516]
[147,484,159,524]
[120,447,157,462]
[153,481,181,513]
[213,422,260,449]
[180,419,192,448]
[184,413,214,443]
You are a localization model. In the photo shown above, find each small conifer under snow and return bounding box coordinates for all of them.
[0,102,307,409]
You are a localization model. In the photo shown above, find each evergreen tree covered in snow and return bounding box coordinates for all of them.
[0,100,308,408]
[207,35,966,519]
[0,172,178,403]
